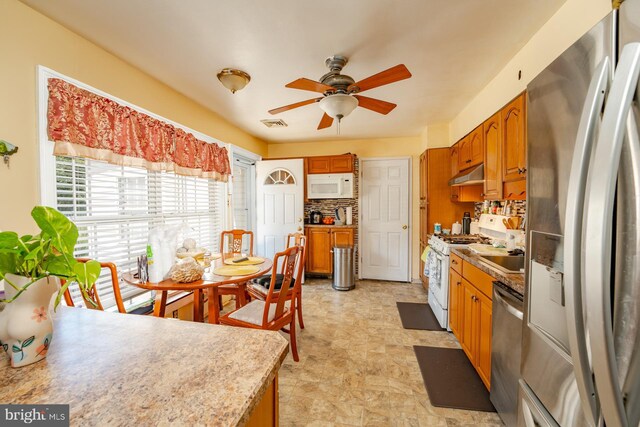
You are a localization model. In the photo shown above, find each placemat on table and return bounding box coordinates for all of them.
[223,256,265,266]
[213,265,261,277]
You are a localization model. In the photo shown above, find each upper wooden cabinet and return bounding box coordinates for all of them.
[502,93,527,182]
[458,125,484,170]
[307,154,355,174]
[450,144,460,202]
[419,151,427,203]
[483,111,503,200]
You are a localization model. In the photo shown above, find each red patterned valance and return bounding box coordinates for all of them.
[47,78,231,181]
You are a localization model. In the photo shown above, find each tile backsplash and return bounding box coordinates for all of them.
[474,199,526,221]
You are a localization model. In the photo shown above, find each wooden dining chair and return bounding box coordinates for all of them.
[247,233,307,329]
[63,258,154,315]
[220,245,303,362]
[218,229,254,309]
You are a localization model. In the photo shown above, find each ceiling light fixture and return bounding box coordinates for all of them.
[217,68,251,94]
[319,94,359,121]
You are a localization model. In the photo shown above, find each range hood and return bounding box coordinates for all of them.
[449,164,484,186]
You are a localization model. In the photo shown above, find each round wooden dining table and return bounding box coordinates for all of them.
[123,255,273,324]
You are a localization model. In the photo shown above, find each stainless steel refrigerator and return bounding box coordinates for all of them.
[520,1,640,426]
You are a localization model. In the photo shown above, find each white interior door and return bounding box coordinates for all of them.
[256,159,304,260]
[360,158,410,282]
[232,154,256,233]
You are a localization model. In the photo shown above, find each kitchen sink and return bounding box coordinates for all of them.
[479,255,525,273]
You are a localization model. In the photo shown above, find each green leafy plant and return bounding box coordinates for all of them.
[0,206,101,309]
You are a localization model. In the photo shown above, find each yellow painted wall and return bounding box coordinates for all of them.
[449,0,611,143]
[269,137,425,281]
[0,0,267,234]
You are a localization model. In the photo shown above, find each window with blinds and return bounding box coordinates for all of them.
[55,155,225,310]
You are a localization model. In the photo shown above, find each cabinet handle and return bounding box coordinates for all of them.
[480,193,485,197]
[471,295,478,302]
[457,281,461,286]
[451,259,458,265]
[466,159,472,163]
[507,192,514,198]
[519,190,526,195]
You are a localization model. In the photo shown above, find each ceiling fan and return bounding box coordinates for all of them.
[268,55,412,130]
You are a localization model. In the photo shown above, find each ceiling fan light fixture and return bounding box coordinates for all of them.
[217,68,251,94]
[319,94,359,120]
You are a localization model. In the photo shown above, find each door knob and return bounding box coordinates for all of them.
[298,226,303,231]
[402,225,408,230]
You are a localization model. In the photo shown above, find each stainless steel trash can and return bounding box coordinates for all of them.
[332,245,355,291]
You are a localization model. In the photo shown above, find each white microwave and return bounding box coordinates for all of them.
[307,173,354,199]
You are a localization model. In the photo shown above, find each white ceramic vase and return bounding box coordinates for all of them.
[0,274,59,368]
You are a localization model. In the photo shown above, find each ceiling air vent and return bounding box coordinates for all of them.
[260,119,288,128]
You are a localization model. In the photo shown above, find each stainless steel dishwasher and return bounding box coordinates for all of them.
[490,281,524,427]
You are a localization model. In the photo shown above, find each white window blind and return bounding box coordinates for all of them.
[55,155,225,310]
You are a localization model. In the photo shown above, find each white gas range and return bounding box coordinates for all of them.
[426,214,512,330]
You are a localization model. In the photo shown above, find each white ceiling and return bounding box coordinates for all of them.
[22,0,564,143]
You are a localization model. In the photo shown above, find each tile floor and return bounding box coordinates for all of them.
[276,278,504,427]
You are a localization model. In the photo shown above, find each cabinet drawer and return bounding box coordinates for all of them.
[450,253,463,274]
[462,261,493,300]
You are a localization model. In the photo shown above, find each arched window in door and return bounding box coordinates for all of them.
[264,169,296,185]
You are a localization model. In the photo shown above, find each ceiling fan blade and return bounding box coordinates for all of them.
[268,97,322,115]
[317,113,334,130]
[353,95,397,115]
[348,64,412,93]
[286,78,335,93]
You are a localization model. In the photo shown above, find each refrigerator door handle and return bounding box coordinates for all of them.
[621,111,640,427]
[564,56,611,427]
[585,42,640,427]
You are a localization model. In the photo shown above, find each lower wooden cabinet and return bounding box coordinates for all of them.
[449,269,463,338]
[476,289,493,388]
[449,261,493,390]
[305,227,355,275]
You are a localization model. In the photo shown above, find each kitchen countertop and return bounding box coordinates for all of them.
[304,224,357,228]
[451,248,525,296]
[0,306,288,426]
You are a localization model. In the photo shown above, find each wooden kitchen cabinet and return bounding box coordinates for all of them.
[421,148,474,235]
[476,289,493,388]
[307,154,355,174]
[460,279,477,366]
[419,151,428,290]
[449,269,463,337]
[305,227,333,274]
[502,92,527,182]
[332,228,355,247]
[483,111,503,200]
[305,227,354,275]
[458,125,484,170]
[449,260,494,390]
[450,144,460,202]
